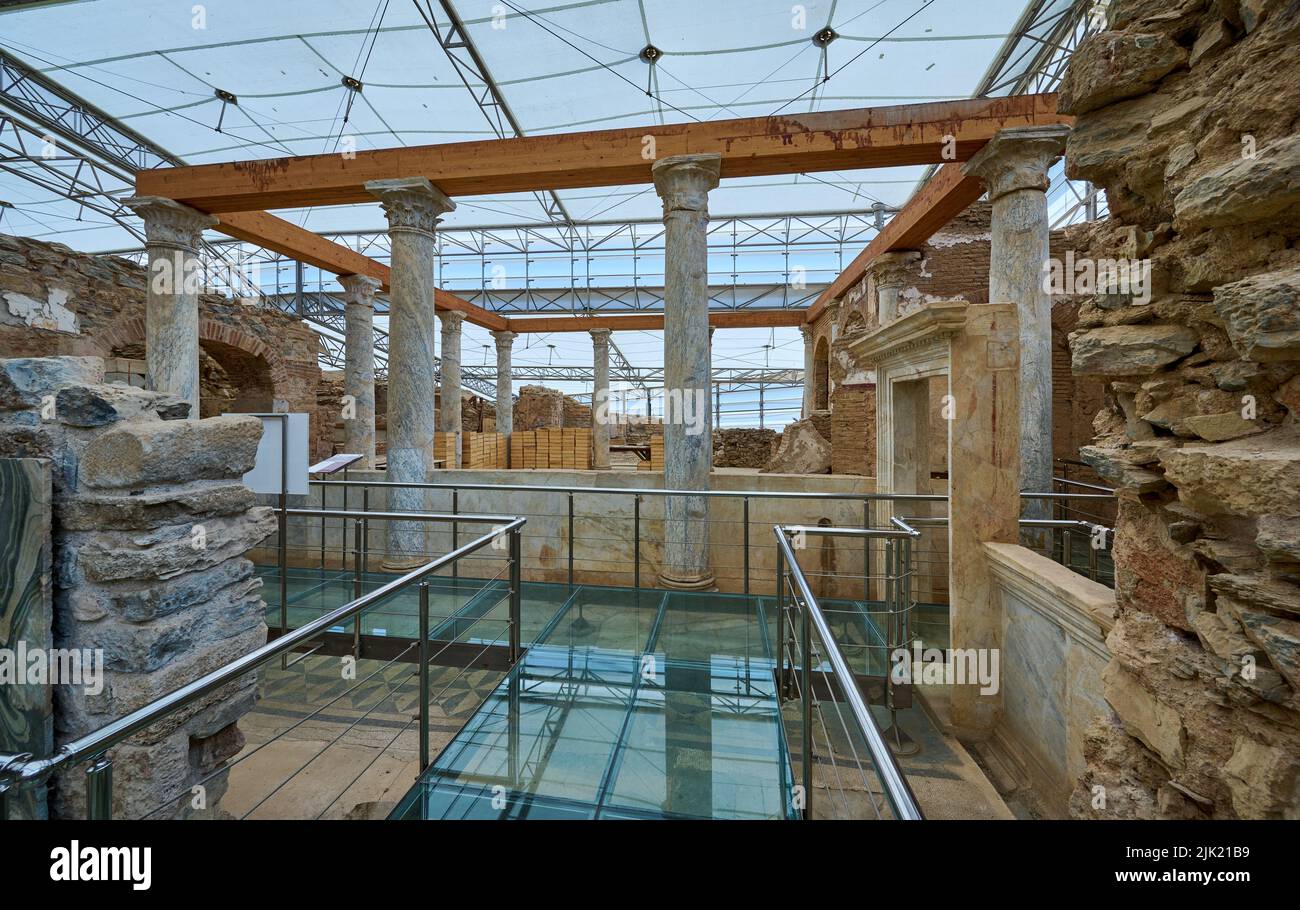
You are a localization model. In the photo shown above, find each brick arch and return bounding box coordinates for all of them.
[95,316,292,398]
[813,336,830,411]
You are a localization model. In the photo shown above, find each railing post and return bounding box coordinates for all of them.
[86,755,113,820]
[509,526,522,663]
[361,488,370,576]
[1089,531,1099,581]
[633,494,641,590]
[742,496,750,596]
[801,594,812,820]
[567,492,575,587]
[776,540,785,699]
[418,582,430,772]
[353,518,363,658]
[863,500,871,602]
[320,480,327,569]
[451,488,459,581]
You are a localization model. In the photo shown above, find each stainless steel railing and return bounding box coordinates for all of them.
[0,515,526,820]
[309,476,948,597]
[773,521,924,821]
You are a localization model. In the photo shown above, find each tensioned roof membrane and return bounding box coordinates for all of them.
[1,0,1034,249]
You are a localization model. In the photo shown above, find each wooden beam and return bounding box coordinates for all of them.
[506,310,807,334]
[138,95,1068,212]
[212,211,510,331]
[804,162,987,324]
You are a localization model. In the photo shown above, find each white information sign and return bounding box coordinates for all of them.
[241,413,310,496]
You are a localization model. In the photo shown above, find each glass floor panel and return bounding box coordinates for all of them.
[255,565,573,647]
[391,587,798,820]
[254,566,950,820]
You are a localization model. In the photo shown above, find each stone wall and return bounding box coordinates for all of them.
[1060,0,1300,819]
[712,427,780,468]
[312,371,500,462]
[0,356,273,818]
[0,233,320,437]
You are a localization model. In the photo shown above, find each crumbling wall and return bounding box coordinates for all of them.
[1060,0,1300,819]
[513,385,564,430]
[0,233,320,438]
[0,356,274,819]
[712,427,780,468]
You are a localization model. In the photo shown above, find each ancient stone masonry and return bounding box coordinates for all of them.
[0,356,274,818]
[1060,0,1300,819]
[712,428,780,469]
[0,232,320,431]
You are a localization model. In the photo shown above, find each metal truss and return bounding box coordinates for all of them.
[974,0,1098,98]
[209,210,877,314]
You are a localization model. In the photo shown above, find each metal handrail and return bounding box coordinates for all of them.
[773,523,923,821]
[312,477,948,503]
[0,517,526,802]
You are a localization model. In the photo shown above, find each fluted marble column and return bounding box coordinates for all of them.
[800,324,815,417]
[653,153,720,590]
[124,197,218,418]
[590,328,611,470]
[964,125,1069,516]
[871,250,921,325]
[366,177,454,569]
[492,330,515,444]
[439,310,464,468]
[339,274,380,467]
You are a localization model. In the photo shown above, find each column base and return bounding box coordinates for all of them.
[656,570,716,591]
[380,557,428,573]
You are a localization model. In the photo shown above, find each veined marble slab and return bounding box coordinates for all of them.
[0,458,53,819]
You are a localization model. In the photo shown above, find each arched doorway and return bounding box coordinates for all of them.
[813,337,830,411]
[100,316,282,419]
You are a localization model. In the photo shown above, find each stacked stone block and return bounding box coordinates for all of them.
[0,355,274,818]
[1061,0,1300,819]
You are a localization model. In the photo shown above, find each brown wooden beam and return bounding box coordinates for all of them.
[138,95,1067,212]
[506,309,807,334]
[804,162,987,324]
[212,211,509,331]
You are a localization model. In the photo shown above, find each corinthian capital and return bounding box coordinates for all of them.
[365,177,455,235]
[652,154,722,214]
[963,125,1070,201]
[124,196,218,250]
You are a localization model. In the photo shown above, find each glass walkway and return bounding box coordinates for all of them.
[257,567,949,820]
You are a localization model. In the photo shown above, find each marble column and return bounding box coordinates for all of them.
[492,329,515,445]
[124,197,218,419]
[653,153,720,590]
[800,324,815,418]
[590,328,611,470]
[365,177,455,570]
[439,310,464,469]
[870,250,921,325]
[964,125,1069,519]
[339,274,380,467]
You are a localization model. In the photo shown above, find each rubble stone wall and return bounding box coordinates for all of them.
[712,427,780,468]
[0,356,272,819]
[0,233,320,435]
[1060,0,1300,819]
